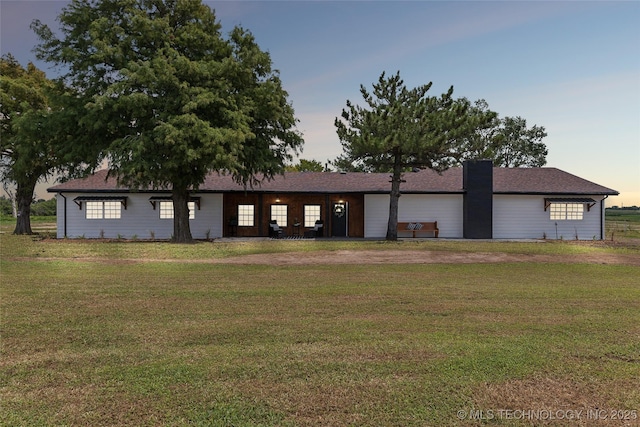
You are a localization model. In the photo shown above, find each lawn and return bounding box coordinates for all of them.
[1,232,639,426]
[606,209,640,240]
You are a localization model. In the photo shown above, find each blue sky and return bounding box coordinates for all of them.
[2,1,639,206]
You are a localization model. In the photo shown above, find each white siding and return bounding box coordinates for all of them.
[493,195,604,240]
[364,194,389,238]
[54,193,223,239]
[364,194,463,238]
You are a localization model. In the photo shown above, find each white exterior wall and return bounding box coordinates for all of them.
[493,195,605,240]
[55,193,223,239]
[364,194,463,238]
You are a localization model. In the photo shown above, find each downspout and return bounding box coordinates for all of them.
[60,193,67,238]
[601,195,609,240]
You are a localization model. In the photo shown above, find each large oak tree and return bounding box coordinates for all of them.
[33,0,302,242]
[0,55,57,235]
[335,71,495,240]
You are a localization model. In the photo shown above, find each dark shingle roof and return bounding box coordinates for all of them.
[48,167,618,195]
[492,168,618,195]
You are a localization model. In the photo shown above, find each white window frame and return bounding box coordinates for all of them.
[237,204,255,227]
[304,205,321,227]
[270,204,288,226]
[159,201,195,220]
[85,201,122,220]
[549,203,584,221]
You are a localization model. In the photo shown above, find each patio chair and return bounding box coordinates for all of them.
[269,220,285,238]
[304,220,324,238]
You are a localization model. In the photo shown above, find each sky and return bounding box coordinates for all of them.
[1,0,639,206]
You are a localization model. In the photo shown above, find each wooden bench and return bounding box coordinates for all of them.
[397,221,439,238]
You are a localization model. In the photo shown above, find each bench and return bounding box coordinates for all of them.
[397,221,439,238]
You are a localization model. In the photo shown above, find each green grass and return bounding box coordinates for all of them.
[2,229,638,262]
[2,235,639,426]
[606,209,640,222]
[606,209,640,240]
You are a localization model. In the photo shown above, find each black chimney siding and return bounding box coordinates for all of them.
[463,160,493,239]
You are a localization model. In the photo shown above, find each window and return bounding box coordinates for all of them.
[549,203,584,220]
[86,201,102,219]
[85,201,122,219]
[238,204,254,226]
[159,201,195,219]
[270,204,288,226]
[304,205,321,227]
[159,201,173,219]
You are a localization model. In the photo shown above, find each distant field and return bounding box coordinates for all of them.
[606,209,640,222]
[1,232,639,426]
[605,209,640,240]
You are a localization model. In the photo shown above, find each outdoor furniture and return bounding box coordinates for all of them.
[304,220,324,238]
[397,221,438,238]
[269,220,285,238]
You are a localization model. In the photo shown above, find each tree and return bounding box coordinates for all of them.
[31,198,57,216]
[0,54,57,234]
[335,71,495,240]
[456,99,548,167]
[329,154,368,172]
[33,0,302,243]
[285,159,325,172]
[0,196,13,216]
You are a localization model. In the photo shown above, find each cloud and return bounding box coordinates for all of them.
[285,2,589,94]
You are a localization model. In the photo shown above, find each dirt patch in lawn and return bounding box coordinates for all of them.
[9,249,640,266]
[472,376,639,426]
[205,249,640,266]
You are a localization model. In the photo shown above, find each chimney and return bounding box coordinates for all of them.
[463,160,493,239]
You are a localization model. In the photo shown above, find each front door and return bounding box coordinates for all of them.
[331,202,347,237]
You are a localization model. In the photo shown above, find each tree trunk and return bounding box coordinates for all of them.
[386,153,403,241]
[13,177,37,235]
[172,187,194,243]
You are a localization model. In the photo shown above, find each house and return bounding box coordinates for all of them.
[47,160,618,240]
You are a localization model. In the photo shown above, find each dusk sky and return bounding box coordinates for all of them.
[1,1,639,206]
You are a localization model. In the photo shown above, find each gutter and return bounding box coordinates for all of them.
[59,193,67,238]
[602,195,609,240]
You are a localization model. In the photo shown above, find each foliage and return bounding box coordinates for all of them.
[285,158,326,172]
[30,198,56,216]
[32,0,303,243]
[456,99,548,167]
[330,153,368,172]
[608,206,640,213]
[0,196,13,216]
[334,97,548,171]
[0,197,54,218]
[0,54,63,235]
[335,71,495,239]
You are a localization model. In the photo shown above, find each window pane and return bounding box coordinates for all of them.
[159,201,194,219]
[304,205,321,227]
[103,201,121,219]
[270,204,287,226]
[188,201,195,220]
[549,203,565,220]
[85,201,102,219]
[549,203,584,221]
[159,201,173,219]
[566,203,583,220]
[238,204,254,226]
